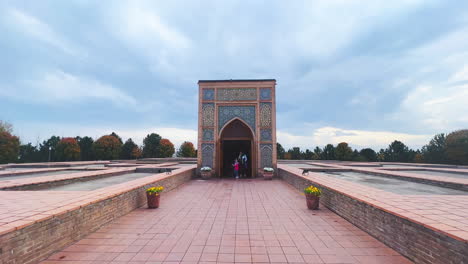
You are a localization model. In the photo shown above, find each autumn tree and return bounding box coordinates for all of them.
[0,130,20,164]
[335,142,353,161]
[110,132,123,144]
[130,146,142,159]
[445,129,468,165]
[159,139,175,158]
[121,138,139,159]
[55,137,81,161]
[76,136,94,161]
[142,133,162,158]
[0,121,13,134]
[93,135,122,160]
[176,141,196,157]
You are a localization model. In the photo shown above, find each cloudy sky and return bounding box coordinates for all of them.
[1,0,467,151]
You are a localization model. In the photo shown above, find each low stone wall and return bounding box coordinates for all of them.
[0,168,194,264]
[279,168,468,264]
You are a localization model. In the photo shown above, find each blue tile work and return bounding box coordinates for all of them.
[203,88,215,100]
[260,144,273,168]
[201,143,214,168]
[260,88,272,100]
[202,129,214,141]
[217,88,257,101]
[260,103,272,128]
[260,129,272,141]
[202,103,215,127]
[218,106,256,132]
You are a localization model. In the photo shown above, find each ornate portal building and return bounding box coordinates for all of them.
[197,79,277,177]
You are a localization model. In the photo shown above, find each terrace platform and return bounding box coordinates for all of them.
[278,162,468,264]
[42,179,410,264]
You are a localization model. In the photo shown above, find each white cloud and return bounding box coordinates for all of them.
[0,70,137,108]
[397,82,468,130]
[278,126,430,150]
[105,2,191,75]
[449,65,468,83]
[4,8,83,57]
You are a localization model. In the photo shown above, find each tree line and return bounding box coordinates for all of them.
[1,121,467,165]
[0,121,197,164]
[277,129,468,165]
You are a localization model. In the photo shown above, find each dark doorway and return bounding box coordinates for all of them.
[221,140,251,178]
[218,119,254,178]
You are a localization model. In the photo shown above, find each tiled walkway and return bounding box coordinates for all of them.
[42,179,411,264]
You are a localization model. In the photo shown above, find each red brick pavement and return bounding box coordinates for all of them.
[42,179,411,264]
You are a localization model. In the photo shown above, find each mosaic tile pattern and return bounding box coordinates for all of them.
[201,143,214,168]
[260,88,272,100]
[260,129,272,141]
[202,129,214,141]
[218,106,256,132]
[217,88,257,101]
[260,143,273,168]
[260,103,272,128]
[202,88,215,100]
[202,103,214,127]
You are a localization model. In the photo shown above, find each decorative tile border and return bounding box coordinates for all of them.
[260,103,272,128]
[217,88,257,101]
[202,103,214,127]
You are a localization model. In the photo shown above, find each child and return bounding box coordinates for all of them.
[233,159,239,179]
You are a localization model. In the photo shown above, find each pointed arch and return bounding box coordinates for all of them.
[219,117,255,139]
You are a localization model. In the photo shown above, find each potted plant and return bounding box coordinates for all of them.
[263,167,274,180]
[200,166,212,179]
[146,186,164,209]
[304,185,322,210]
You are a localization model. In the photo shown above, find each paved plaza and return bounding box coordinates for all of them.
[42,179,411,264]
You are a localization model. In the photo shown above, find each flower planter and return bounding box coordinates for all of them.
[263,171,273,180]
[201,171,212,180]
[147,193,161,209]
[305,194,320,210]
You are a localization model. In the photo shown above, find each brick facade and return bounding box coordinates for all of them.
[197,80,277,177]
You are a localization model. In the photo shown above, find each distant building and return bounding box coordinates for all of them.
[197,79,277,177]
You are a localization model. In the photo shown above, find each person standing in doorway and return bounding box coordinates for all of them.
[241,152,248,177]
[238,152,244,178]
[233,159,239,179]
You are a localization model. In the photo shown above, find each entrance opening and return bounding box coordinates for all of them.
[219,119,254,178]
[221,140,251,177]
